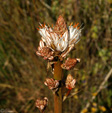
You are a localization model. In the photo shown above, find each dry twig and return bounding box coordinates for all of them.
[39,0,52,10]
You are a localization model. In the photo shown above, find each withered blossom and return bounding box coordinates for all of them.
[44,78,59,93]
[36,15,82,60]
[61,58,80,70]
[36,97,48,112]
[36,40,54,60]
[66,74,76,90]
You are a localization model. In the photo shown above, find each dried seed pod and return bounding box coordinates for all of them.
[44,78,59,93]
[61,58,80,70]
[36,40,54,61]
[66,74,76,89]
[35,97,48,112]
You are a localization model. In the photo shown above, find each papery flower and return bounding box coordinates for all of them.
[61,58,80,70]
[36,15,82,60]
[36,97,48,112]
[44,78,59,93]
[65,74,76,90]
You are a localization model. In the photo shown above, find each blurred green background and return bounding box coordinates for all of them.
[0,0,112,113]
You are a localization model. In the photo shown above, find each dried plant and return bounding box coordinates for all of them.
[61,58,80,70]
[65,74,76,90]
[1,1,112,113]
[36,15,81,59]
[44,78,60,93]
[36,15,82,113]
[36,97,48,113]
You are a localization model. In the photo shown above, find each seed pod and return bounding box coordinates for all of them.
[65,74,76,89]
[35,97,48,112]
[36,40,54,61]
[44,78,60,93]
[61,58,80,70]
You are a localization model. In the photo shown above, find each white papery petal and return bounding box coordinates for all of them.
[71,79,76,86]
[68,26,81,45]
[39,40,45,48]
[39,27,53,47]
[57,31,68,51]
[39,28,48,44]
[56,43,61,51]
[62,42,68,51]
[62,31,68,42]
[50,32,59,46]
[62,31,68,51]
[46,37,52,46]
[61,44,74,58]
[39,28,47,39]
[60,39,68,52]
[69,26,77,39]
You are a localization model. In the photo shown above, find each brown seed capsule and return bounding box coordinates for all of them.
[44,78,59,92]
[66,74,76,89]
[35,97,48,112]
[61,58,80,70]
[36,40,54,61]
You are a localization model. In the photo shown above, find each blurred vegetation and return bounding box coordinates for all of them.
[0,0,112,113]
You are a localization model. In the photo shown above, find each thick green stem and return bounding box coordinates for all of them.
[54,61,63,113]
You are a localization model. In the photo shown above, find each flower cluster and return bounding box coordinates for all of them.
[36,15,81,61]
[35,15,81,112]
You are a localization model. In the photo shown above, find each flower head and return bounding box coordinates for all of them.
[36,15,82,60]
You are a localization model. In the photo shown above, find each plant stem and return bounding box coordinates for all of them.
[54,61,63,113]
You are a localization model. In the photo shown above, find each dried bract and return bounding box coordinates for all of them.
[36,97,48,112]
[54,15,67,37]
[66,74,76,89]
[44,78,59,92]
[61,58,80,70]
